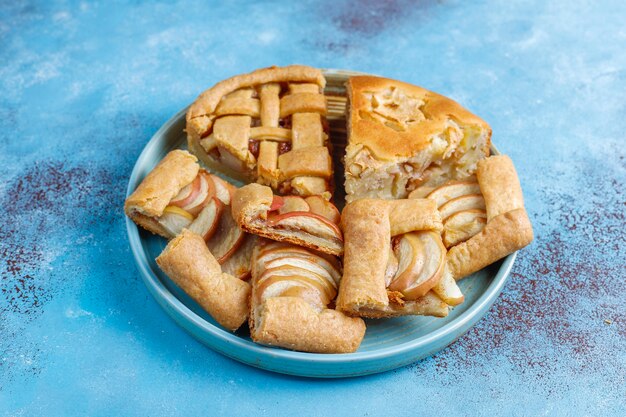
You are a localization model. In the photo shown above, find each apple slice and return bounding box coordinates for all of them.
[263,257,338,289]
[426,181,482,208]
[277,196,310,214]
[269,195,284,212]
[438,194,486,221]
[279,285,326,311]
[432,268,464,306]
[256,247,341,284]
[256,244,342,278]
[206,209,245,263]
[187,198,222,241]
[158,206,193,237]
[305,196,341,224]
[221,234,256,280]
[387,233,425,293]
[211,175,235,205]
[267,212,343,241]
[442,209,487,248]
[259,265,337,296]
[182,173,212,216]
[170,175,202,208]
[385,245,399,287]
[257,274,334,306]
[389,231,446,300]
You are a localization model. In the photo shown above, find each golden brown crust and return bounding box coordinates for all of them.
[124,150,199,235]
[350,291,449,319]
[187,65,326,126]
[250,297,366,353]
[477,155,525,220]
[156,229,250,331]
[388,199,443,236]
[337,198,447,317]
[447,208,534,279]
[336,200,391,312]
[347,75,490,161]
[231,184,343,256]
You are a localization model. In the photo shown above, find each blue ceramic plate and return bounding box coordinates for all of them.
[125,70,515,378]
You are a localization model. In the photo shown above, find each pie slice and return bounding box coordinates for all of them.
[156,229,250,331]
[344,76,492,202]
[124,150,254,275]
[336,198,464,318]
[186,65,333,197]
[249,239,365,353]
[231,183,343,256]
[409,154,534,280]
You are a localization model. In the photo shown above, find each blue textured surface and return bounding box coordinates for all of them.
[1,0,624,415]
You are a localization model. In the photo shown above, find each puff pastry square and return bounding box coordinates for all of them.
[337,198,463,318]
[156,229,251,331]
[409,154,534,280]
[249,239,365,353]
[186,65,333,196]
[345,76,492,202]
[231,183,343,256]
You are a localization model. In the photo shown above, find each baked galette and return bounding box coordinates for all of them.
[124,149,255,279]
[344,76,492,202]
[186,65,333,196]
[336,198,463,318]
[409,154,534,280]
[249,239,365,353]
[231,183,343,256]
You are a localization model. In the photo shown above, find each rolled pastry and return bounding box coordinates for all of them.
[156,229,251,331]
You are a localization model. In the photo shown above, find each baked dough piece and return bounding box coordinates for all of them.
[156,229,251,331]
[187,65,333,196]
[125,149,256,278]
[124,150,200,237]
[337,198,461,318]
[249,240,365,353]
[409,155,534,280]
[344,76,492,202]
[231,183,343,256]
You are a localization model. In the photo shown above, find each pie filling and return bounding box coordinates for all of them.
[252,242,341,326]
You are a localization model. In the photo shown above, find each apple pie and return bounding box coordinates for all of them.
[249,239,365,353]
[125,149,255,279]
[231,183,343,256]
[156,229,250,331]
[336,198,463,318]
[186,65,333,196]
[409,154,534,280]
[344,76,492,202]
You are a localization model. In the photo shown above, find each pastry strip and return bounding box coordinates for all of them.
[156,229,250,331]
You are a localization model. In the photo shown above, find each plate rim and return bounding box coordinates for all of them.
[125,75,516,377]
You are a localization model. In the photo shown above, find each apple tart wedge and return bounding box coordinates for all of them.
[409,155,534,280]
[231,183,343,256]
[156,229,251,331]
[249,240,365,353]
[124,149,256,279]
[344,76,492,202]
[337,198,463,318]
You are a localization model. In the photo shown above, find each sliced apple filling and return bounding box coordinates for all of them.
[411,179,488,248]
[232,184,343,256]
[247,240,365,353]
[253,241,339,312]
